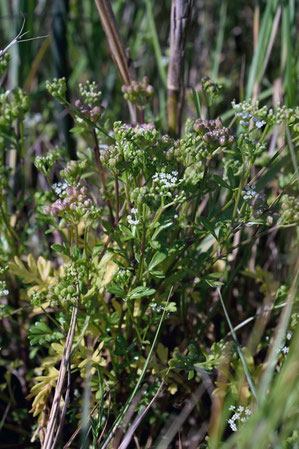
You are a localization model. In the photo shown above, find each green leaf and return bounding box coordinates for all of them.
[213,174,231,190]
[127,287,156,300]
[51,243,69,256]
[188,370,195,380]
[148,251,167,272]
[198,217,218,240]
[106,283,126,298]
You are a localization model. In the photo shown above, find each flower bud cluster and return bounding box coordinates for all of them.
[47,266,78,306]
[173,131,208,163]
[75,81,103,123]
[44,185,92,218]
[99,144,122,171]
[113,268,132,290]
[0,88,29,125]
[280,195,299,224]
[0,159,9,192]
[252,192,269,218]
[239,136,266,161]
[46,77,67,99]
[34,148,61,176]
[121,76,154,108]
[29,289,46,307]
[110,121,167,174]
[201,76,223,102]
[60,160,88,184]
[74,99,104,123]
[79,80,102,106]
[0,53,10,75]
[194,117,235,148]
[228,405,252,432]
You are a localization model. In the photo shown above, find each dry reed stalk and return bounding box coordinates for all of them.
[94,0,137,122]
[42,302,78,449]
[167,0,192,136]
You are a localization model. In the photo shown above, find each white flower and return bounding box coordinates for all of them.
[127,215,139,226]
[282,346,289,354]
[253,117,266,128]
[229,405,235,411]
[287,331,292,340]
[230,423,237,432]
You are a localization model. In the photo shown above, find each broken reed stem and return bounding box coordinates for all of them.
[42,302,78,449]
[167,0,192,136]
[94,0,137,122]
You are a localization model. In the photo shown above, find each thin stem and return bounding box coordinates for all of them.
[93,129,114,224]
[114,174,120,222]
[217,287,258,402]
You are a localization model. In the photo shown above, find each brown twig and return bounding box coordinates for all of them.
[167,0,192,136]
[94,0,137,122]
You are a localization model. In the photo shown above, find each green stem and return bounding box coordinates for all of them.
[217,287,258,402]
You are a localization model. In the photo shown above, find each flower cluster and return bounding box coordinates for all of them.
[277,331,292,357]
[44,185,92,218]
[150,170,185,201]
[194,117,235,149]
[0,279,9,297]
[45,77,67,99]
[228,405,252,432]
[127,207,140,226]
[150,302,164,313]
[232,100,299,129]
[0,266,8,298]
[52,182,68,197]
[121,76,154,108]
[242,184,257,201]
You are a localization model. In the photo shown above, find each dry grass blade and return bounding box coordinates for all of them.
[167,0,192,136]
[155,383,206,449]
[118,381,164,449]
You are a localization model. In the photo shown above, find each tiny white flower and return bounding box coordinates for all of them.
[231,423,237,432]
